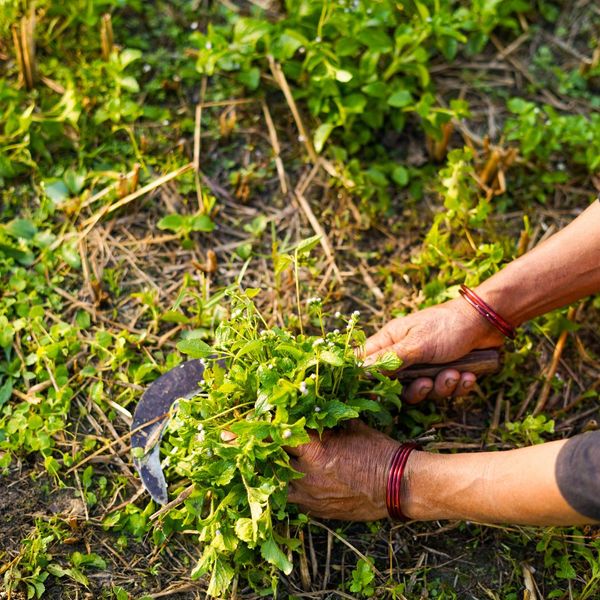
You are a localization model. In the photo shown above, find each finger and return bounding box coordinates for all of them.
[363,338,423,369]
[363,326,398,358]
[432,369,460,398]
[403,377,434,404]
[452,372,477,397]
[220,430,237,443]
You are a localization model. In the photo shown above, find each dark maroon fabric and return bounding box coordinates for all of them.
[556,431,600,521]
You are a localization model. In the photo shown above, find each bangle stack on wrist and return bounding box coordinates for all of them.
[459,284,516,340]
[386,443,420,521]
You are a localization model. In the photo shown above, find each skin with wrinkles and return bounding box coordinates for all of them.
[288,201,600,525]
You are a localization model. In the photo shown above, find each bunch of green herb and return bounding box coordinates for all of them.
[162,289,403,596]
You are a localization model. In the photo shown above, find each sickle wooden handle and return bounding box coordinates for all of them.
[393,348,501,381]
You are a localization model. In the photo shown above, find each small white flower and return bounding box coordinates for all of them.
[557,162,566,171]
[310,373,316,379]
[315,36,322,43]
[426,16,432,22]
[215,529,221,536]
[334,311,342,319]
[142,63,152,73]
[206,450,213,457]
[352,310,360,318]
[298,134,306,142]
[346,323,353,331]
[314,406,321,413]
[333,329,340,335]
[299,46,305,54]
[312,338,324,347]
[162,119,170,126]
[299,381,308,395]
[190,22,198,30]
[205,41,213,50]
[196,431,205,443]
[282,429,292,439]
[197,423,204,431]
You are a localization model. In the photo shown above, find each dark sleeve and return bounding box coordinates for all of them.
[555,431,600,521]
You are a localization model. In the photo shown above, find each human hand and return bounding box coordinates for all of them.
[363,297,504,403]
[286,420,400,521]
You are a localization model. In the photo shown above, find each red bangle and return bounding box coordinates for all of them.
[459,284,516,340]
[386,443,420,521]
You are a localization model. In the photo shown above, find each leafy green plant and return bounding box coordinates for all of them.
[349,558,376,597]
[154,269,404,596]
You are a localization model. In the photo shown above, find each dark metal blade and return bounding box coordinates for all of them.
[131,359,206,504]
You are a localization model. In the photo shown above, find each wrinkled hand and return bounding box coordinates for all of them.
[287,420,399,521]
[364,297,504,403]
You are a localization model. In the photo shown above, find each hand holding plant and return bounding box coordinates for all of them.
[364,297,505,403]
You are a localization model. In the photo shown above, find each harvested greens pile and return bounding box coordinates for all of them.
[160,289,404,596]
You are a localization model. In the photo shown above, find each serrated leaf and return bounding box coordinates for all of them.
[207,557,235,596]
[318,350,344,367]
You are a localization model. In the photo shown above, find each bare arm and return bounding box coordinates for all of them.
[364,200,600,403]
[287,422,600,526]
[403,440,590,526]
[475,200,600,327]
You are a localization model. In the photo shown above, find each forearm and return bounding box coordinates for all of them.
[475,201,600,326]
[401,436,600,526]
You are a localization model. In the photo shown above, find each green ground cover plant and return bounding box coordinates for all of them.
[1,0,599,598]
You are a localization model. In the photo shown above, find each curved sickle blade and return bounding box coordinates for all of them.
[131,359,206,505]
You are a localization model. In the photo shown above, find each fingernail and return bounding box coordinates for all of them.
[463,380,474,389]
[419,384,433,396]
[445,377,458,387]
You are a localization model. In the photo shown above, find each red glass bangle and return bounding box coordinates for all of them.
[386,442,420,521]
[459,284,516,340]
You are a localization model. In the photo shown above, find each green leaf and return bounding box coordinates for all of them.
[388,90,413,108]
[320,400,359,427]
[260,537,292,575]
[295,235,321,256]
[234,517,255,542]
[238,67,260,90]
[356,28,393,53]
[207,557,235,597]
[62,242,81,269]
[0,379,12,407]
[334,68,353,83]
[157,214,185,232]
[176,338,212,358]
[189,214,215,232]
[274,253,293,276]
[6,219,36,240]
[313,123,335,153]
[119,48,142,68]
[318,349,344,367]
[63,169,86,194]
[44,180,70,204]
[369,351,402,371]
[392,166,409,186]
